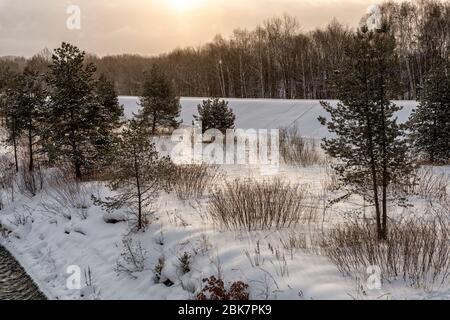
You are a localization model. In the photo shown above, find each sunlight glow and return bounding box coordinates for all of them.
[169,0,203,11]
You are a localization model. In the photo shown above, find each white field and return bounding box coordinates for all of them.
[0,98,448,300]
[119,96,418,138]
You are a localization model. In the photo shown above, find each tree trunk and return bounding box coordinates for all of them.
[367,119,382,240]
[379,60,388,241]
[28,120,34,172]
[75,159,82,180]
[380,100,388,241]
[13,133,18,173]
[152,110,157,135]
[11,118,19,173]
[363,63,382,239]
[134,152,142,230]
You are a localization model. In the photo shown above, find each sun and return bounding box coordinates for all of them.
[169,0,202,11]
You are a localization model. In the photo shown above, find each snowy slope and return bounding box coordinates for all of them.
[119,96,418,138]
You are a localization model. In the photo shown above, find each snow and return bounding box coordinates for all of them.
[0,98,448,301]
[119,96,418,138]
[0,166,354,300]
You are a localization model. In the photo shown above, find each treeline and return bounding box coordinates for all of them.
[5,0,450,100]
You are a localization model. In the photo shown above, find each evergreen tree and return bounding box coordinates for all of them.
[137,65,181,135]
[14,68,47,172]
[93,120,172,231]
[319,25,415,240]
[193,98,236,134]
[45,43,120,179]
[90,74,124,170]
[3,74,22,172]
[0,66,14,126]
[410,59,450,163]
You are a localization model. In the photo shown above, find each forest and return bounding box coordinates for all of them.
[1,0,450,100]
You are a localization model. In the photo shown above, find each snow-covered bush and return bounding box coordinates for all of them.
[102,211,128,224]
[10,210,33,226]
[153,255,165,282]
[178,251,192,275]
[279,127,321,166]
[115,237,147,279]
[322,216,450,289]
[209,178,314,231]
[171,164,219,200]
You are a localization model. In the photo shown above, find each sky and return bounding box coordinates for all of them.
[0,0,395,57]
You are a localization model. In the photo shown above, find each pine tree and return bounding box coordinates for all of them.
[90,74,124,171]
[0,66,14,126]
[45,43,121,179]
[3,74,22,172]
[137,65,181,135]
[410,59,450,164]
[14,68,47,172]
[319,25,415,240]
[93,120,172,231]
[193,98,236,134]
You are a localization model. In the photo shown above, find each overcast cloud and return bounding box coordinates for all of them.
[0,0,395,57]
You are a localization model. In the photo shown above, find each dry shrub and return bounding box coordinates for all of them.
[42,167,98,219]
[17,162,44,198]
[115,237,147,279]
[393,167,449,202]
[322,217,450,289]
[197,276,249,300]
[171,164,219,200]
[279,127,321,166]
[0,155,15,209]
[209,178,315,231]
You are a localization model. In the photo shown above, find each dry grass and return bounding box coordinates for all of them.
[279,127,322,166]
[17,161,44,198]
[321,216,450,289]
[42,167,98,219]
[171,164,219,200]
[208,178,316,231]
[393,167,450,201]
[0,154,15,209]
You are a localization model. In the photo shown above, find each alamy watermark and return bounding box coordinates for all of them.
[366,4,382,30]
[366,265,382,290]
[170,121,280,175]
[66,265,81,290]
[66,4,81,30]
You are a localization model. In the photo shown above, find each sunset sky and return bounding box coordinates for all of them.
[0,0,399,57]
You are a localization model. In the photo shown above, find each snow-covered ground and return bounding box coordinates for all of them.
[0,98,448,300]
[119,97,418,138]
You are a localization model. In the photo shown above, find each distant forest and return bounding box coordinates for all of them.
[1,0,450,100]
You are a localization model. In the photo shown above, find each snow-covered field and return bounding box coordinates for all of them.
[0,98,448,300]
[119,97,418,138]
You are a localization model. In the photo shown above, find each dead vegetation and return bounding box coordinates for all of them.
[208,178,316,231]
[321,216,450,289]
[170,164,219,200]
[279,127,322,166]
